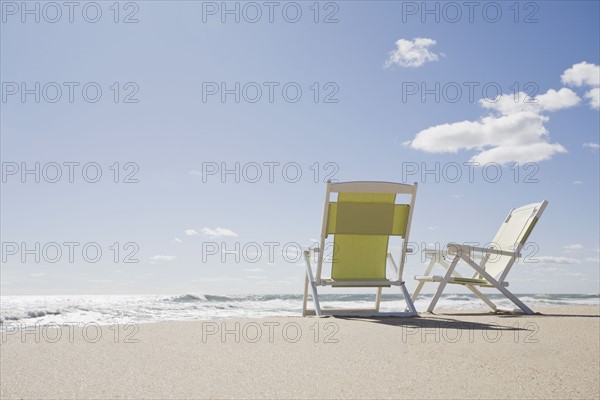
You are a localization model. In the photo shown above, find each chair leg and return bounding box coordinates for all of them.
[411,256,436,302]
[304,251,323,317]
[411,281,426,303]
[375,287,382,311]
[310,281,322,316]
[461,255,535,315]
[401,283,417,315]
[302,274,309,317]
[303,276,323,316]
[496,286,534,315]
[465,284,498,311]
[427,255,459,312]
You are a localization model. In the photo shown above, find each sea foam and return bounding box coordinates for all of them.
[1,293,598,327]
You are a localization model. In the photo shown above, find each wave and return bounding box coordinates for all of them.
[528,293,599,300]
[165,294,207,303]
[0,309,63,324]
[1,293,597,327]
[204,294,303,302]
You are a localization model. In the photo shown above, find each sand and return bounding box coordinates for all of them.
[1,306,599,399]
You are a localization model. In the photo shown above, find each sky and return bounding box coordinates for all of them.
[1,0,599,296]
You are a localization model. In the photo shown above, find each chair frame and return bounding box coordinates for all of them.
[302,181,418,317]
[413,201,548,315]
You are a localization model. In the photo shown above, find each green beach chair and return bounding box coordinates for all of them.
[413,201,548,315]
[302,181,418,317]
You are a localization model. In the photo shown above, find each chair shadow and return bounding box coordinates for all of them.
[429,311,600,318]
[520,313,599,318]
[334,315,531,331]
[329,308,600,331]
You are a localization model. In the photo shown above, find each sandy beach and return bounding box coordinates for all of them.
[1,306,598,399]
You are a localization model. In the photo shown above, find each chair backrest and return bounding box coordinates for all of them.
[315,181,417,282]
[480,201,548,281]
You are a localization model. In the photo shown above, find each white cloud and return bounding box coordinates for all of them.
[573,180,583,185]
[585,257,600,264]
[536,88,582,111]
[407,63,600,164]
[471,140,566,165]
[171,238,183,243]
[561,62,600,109]
[185,229,199,236]
[535,256,581,265]
[586,88,600,109]
[384,38,441,68]
[409,110,567,164]
[583,142,600,150]
[563,244,584,251]
[481,88,580,115]
[201,227,239,237]
[532,267,584,279]
[561,62,600,87]
[149,255,176,263]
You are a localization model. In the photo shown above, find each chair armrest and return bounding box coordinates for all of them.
[423,248,443,255]
[447,243,520,258]
[423,248,484,260]
[387,248,413,257]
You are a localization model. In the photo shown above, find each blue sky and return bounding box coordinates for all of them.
[1,0,599,295]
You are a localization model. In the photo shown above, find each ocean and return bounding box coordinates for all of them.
[1,293,598,327]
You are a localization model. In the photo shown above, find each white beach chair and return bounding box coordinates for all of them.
[302,181,418,317]
[413,201,548,315]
